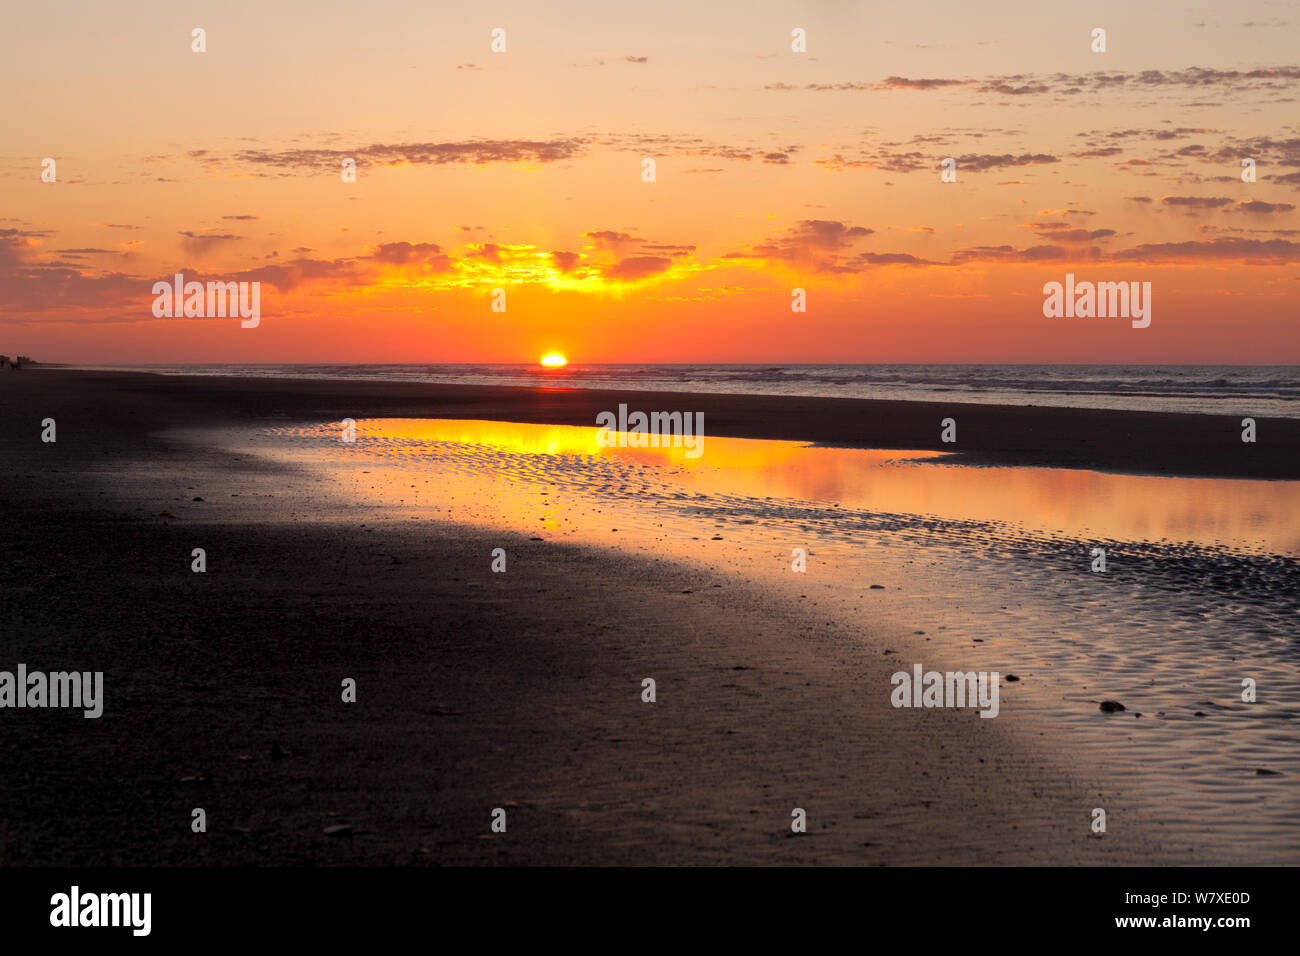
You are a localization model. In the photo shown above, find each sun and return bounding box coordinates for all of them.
[540,353,567,367]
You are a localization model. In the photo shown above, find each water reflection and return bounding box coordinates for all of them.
[291,418,1299,555]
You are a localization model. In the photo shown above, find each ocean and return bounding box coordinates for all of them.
[72,363,1300,418]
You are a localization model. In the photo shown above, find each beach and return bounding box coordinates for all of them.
[1,369,1296,865]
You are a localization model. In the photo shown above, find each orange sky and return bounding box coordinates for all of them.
[2,1,1298,363]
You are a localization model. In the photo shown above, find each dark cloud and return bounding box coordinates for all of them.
[978,82,1052,96]
[1111,237,1300,261]
[980,66,1300,96]
[852,251,932,265]
[877,76,966,90]
[551,251,582,273]
[1234,200,1296,213]
[818,149,1058,175]
[803,82,873,92]
[234,257,367,292]
[956,153,1060,171]
[584,230,637,248]
[603,256,672,281]
[368,242,453,270]
[234,139,585,171]
[468,243,503,264]
[768,68,1300,102]
[950,244,1084,263]
[725,220,877,273]
[640,243,697,257]
[1023,225,1117,242]
[1160,196,1234,208]
[179,231,243,255]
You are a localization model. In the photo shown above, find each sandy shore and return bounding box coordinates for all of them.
[36,368,1300,479]
[0,369,1248,864]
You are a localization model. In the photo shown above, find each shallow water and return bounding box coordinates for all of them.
[235,417,1300,863]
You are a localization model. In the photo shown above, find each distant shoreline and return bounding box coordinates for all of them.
[23,368,1300,481]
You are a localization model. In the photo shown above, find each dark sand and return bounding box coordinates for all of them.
[41,368,1300,478]
[0,369,1248,864]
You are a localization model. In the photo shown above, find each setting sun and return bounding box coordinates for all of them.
[540,353,567,367]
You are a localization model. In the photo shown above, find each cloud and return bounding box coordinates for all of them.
[817,149,1058,175]
[368,242,453,270]
[0,230,153,316]
[640,243,697,257]
[552,251,582,273]
[950,244,1083,263]
[767,67,1300,102]
[179,231,243,255]
[814,154,895,171]
[1234,200,1296,214]
[236,257,367,292]
[1110,237,1300,261]
[603,256,672,281]
[876,76,966,90]
[1160,196,1234,208]
[232,139,586,172]
[955,153,1060,171]
[584,230,643,251]
[852,252,932,265]
[978,66,1300,96]
[802,82,873,92]
[467,242,504,264]
[978,82,1052,95]
[725,220,878,273]
[1022,224,1117,242]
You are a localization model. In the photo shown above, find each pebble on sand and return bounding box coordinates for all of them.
[1099,700,1126,713]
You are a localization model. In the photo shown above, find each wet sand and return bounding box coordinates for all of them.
[36,368,1300,479]
[236,416,1298,863]
[0,369,1287,864]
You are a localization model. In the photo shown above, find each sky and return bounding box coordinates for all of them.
[2,0,1299,364]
